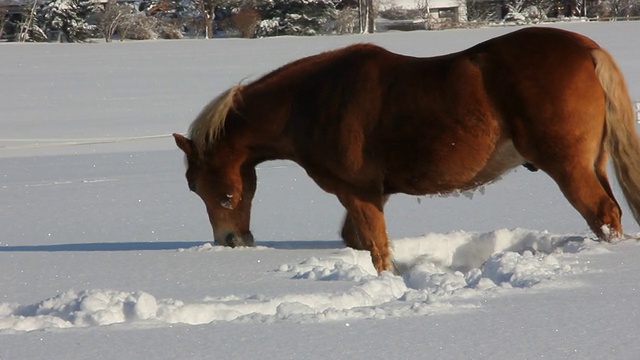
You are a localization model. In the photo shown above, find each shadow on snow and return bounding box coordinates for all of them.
[0,240,345,252]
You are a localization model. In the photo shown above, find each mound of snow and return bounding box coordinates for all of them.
[0,229,604,332]
[1,290,157,332]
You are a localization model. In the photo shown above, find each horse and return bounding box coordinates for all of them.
[173,27,640,275]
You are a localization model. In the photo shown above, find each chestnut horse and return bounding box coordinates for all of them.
[174,28,640,274]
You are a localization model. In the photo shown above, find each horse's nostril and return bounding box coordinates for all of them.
[225,233,238,248]
[221,232,254,247]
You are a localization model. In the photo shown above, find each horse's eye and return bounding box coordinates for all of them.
[188,182,197,193]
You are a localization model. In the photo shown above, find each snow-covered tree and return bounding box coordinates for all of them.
[15,1,47,42]
[97,0,132,42]
[232,7,260,37]
[0,9,7,40]
[117,13,157,39]
[255,0,338,37]
[358,0,373,33]
[38,0,97,42]
[600,0,639,16]
[190,0,216,38]
[333,7,358,34]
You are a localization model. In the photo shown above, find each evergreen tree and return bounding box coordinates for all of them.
[38,0,97,42]
[14,1,48,42]
[255,0,338,37]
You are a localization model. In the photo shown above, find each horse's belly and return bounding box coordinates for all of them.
[469,140,526,186]
[386,140,525,195]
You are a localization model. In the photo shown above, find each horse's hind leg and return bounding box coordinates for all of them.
[594,147,620,210]
[543,152,622,240]
[512,87,621,239]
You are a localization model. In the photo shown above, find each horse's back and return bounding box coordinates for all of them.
[463,27,600,92]
[472,27,599,51]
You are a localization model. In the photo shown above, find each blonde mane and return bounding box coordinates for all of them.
[188,86,242,155]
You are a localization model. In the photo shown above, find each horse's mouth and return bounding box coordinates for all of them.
[216,231,255,248]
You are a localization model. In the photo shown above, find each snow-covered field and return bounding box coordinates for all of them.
[2,22,640,359]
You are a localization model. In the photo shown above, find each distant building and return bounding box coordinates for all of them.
[426,0,468,24]
[379,0,468,27]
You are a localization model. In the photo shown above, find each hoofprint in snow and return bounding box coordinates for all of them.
[0,229,606,332]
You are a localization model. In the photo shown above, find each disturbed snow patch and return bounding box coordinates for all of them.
[0,229,603,332]
[0,290,157,332]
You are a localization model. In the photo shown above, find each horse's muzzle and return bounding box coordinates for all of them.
[216,231,255,248]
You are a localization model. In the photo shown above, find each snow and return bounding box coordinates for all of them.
[2,22,640,359]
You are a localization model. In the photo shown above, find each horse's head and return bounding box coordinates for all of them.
[174,86,258,247]
[173,131,257,247]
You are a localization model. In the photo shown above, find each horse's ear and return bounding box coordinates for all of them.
[173,133,195,158]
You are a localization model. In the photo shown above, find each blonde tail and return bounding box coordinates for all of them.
[592,48,640,225]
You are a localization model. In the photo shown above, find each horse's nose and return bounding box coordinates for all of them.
[225,233,239,248]
[221,231,255,247]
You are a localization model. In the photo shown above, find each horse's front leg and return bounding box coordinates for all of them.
[337,191,392,274]
[340,195,389,251]
[340,213,365,250]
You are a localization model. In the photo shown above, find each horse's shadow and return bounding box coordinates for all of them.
[0,240,345,252]
[259,240,344,249]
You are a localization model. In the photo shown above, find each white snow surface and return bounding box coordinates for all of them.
[2,22,640,359]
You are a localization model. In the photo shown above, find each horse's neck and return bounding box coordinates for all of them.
[238,87,296,162]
